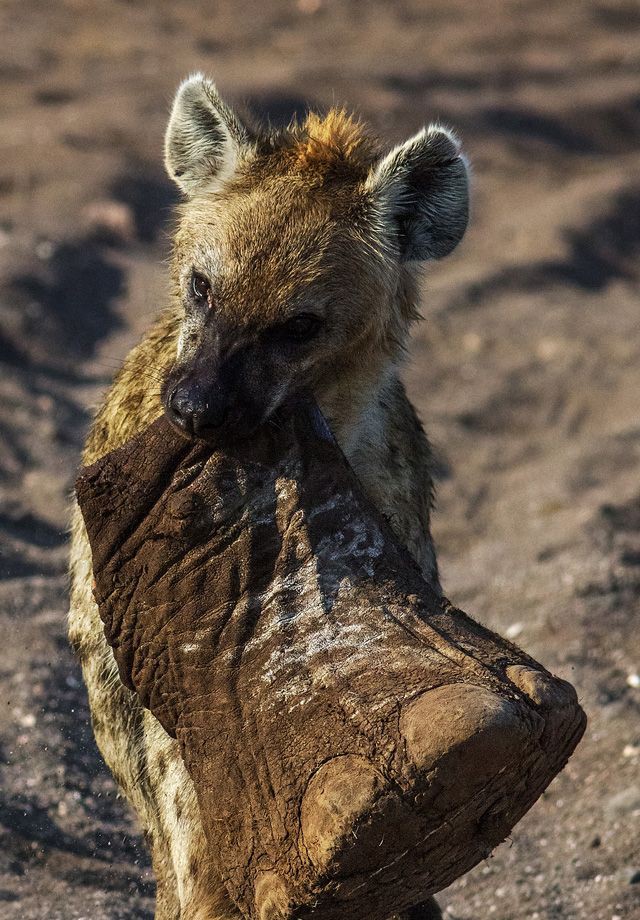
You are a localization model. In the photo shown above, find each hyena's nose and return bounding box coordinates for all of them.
[166,381,228,438]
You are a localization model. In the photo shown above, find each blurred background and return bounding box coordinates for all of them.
[0,1,639,918]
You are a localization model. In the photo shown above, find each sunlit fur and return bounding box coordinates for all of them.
[69,75,468,920]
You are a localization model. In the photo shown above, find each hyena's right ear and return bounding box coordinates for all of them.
[366,125,469,262]
[164,74,253,196]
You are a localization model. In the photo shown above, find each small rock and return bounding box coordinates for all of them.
[506,622,524,639]
[605,787,640,817]
[627,673,640,688]
[575,862,597,881]
[628,869,640,884]
[462,331,483,353]
[83,199,136,245]
[35,238,54,260]
[536,337,562,361]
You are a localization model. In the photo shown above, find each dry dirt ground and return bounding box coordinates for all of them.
[0,1,639,918]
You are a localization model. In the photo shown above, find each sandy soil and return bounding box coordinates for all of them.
[0,1,638,918]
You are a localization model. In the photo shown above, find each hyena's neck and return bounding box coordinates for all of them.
[316,281,418,466]
[316,358,401,470]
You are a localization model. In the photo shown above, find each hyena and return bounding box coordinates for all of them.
[69,74,469,920]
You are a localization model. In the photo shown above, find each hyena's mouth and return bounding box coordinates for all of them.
[162,372,283,447]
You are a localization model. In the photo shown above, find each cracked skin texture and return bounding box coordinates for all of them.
[75,403,586,920]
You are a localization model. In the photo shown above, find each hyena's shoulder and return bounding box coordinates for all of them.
[84,306,180,466]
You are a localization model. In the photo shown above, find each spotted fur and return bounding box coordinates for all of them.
[69,74,469,919]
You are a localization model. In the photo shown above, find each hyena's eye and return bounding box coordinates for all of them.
[190,272,211,303]
[276,313,323,344]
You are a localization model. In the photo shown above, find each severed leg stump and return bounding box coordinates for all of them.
[75,403,586,920]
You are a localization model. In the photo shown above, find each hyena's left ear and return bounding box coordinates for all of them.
[165,74,253,196]
[366,125,469,261]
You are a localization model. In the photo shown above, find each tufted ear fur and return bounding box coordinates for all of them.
[165,74,253,196]
[366,125,469,261]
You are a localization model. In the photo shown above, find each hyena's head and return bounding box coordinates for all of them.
[163,74,468,441]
